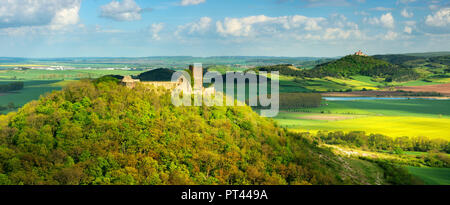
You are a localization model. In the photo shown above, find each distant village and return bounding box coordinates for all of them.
[13,66,137,71]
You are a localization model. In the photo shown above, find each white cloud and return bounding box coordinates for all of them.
[370,7,392,11]
[100,0,142,21]
[296,33,322,40]
[380,13,395,28]
[216,15,274,37]
[215,15,326,37]
[180,0,206,6]
[425,8,450,27]
[365,13,395,29]
[323,27,362,40]
[150,23,164,40]
[401,8,413,18]
[214,14,365,42]
[176,17,212,37]
[0,0,80,29]
[404,26,412,34]
[384,31,398,40]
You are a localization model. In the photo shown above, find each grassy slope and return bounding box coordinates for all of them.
[324,145,449,184]
[407,167,450,185]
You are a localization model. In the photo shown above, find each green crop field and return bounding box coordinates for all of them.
[0,69,143,80]
[324,76,380,90]
[407,167,450,185]
[0,80,65,113]
[350,75,384,86]
[281,116,449,139]
[293,99,450,117]
[273,99,450,139]
[389,79,442,86]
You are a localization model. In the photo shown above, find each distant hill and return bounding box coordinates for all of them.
[372,54,422,66]
[310,55,422,81]
[137,68,175,81]
[403,51,450,57]
[249,64,302,77]
[312,55,392,77]
[373,53,449,73]
[252,55,422,82]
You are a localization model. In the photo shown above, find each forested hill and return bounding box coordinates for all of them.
[137,68,175,81]
[310,55,422,81]
[254,55,421,82]
[0,77,395,185]
[312,55,392,77]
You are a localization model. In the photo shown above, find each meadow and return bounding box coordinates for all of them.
[407,167,450,185]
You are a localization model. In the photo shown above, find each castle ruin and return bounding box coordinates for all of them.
[121,75,184,90]
[121,65,215,96]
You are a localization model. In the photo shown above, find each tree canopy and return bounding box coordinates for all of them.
[0,78,368,185]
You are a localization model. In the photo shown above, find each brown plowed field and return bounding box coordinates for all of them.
[395,83,450,96]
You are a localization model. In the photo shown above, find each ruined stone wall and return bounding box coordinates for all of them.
[141,81,181,90]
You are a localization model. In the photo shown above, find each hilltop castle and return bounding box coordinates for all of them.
[121,65,215,95]
[354,50,368,56]
[121,75,184,89]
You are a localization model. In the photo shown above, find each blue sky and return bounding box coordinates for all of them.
[0,0,449,57]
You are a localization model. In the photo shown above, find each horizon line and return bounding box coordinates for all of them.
[0,51,449,59]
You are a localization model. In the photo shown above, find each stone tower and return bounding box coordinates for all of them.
[189,64,203,90]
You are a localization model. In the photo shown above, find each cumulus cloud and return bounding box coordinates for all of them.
[216,15,274,37]
[175,17,212,37]
[401,8,413,18]
[380,13,395,28]
[213,14,366,42]
[215,15,326,37]
[100,0,142,21]
[0,0,80,29]
[180,0,206,6]
[323,27,362,40]
[425,8,450,27]
[150,23,164,40]
[365,13,395,29]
